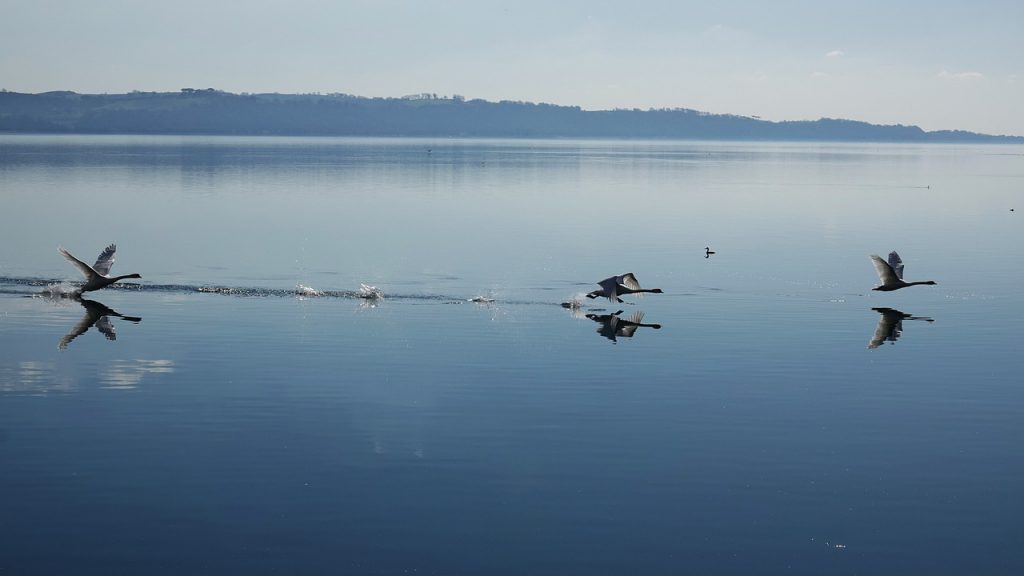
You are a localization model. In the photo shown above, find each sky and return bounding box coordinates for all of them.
[2,0,1022,135]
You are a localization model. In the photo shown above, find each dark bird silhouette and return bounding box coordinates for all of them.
[586,273,663,303]
[870,251,936,291]
[59,298,142,350]
[59,244,141,295]
[868,307,933,349]
[585,310,662,343]
[705,247,715,258]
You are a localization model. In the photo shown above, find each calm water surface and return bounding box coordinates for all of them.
[2,135,1023,575]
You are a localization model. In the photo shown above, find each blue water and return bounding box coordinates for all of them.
[2,135,1023,575]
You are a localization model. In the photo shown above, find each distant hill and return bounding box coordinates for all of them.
[1,89,1021,142]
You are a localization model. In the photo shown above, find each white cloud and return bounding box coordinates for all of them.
[101,359,175,390]
[826,50,845,58]
[1,361,76,394]
[937,70,984,81]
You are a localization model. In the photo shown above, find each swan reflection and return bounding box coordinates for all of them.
[585,310,662,343]
[868,307,933,349]
[59,298,142,350]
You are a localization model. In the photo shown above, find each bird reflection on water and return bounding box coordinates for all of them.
[59,297,142,351]
[585,310,662,343]
[867,307,933,349]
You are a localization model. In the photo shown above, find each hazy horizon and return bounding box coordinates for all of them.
[2,1,1022,136]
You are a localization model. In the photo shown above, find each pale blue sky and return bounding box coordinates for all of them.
[2,0,1022,135]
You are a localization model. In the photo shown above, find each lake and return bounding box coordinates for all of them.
[1,135,1023,575]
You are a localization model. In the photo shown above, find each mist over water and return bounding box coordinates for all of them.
[2,135,1023,575]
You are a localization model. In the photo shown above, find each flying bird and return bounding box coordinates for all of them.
[870,251,936,291]
[586,273,663,303]
[705,247,715,258]
[59,244,141,294]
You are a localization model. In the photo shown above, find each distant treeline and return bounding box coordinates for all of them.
[1,89,1021,142]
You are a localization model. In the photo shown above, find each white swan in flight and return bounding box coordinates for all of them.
[586,273,663,303]
[59,244,141,294]
[870,251,936,291]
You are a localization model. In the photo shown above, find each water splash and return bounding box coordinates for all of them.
[560,293,587,318]
[359,283,384,300]
[468,291,496,304]
[295,284,325,298]
[38,282,79,299]
[197,286,244,295]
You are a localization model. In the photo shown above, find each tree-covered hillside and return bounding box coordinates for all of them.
[1,89,1020,142]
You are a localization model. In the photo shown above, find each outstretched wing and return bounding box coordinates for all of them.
[93,244,117,276]
[587,311,622,342]
[887,251,904,280]
[618,273,641,290]
[869,308,901,349]
[870,255,900,287]
[59,246,99,281]
[95,317,117,341]
[58,299,108,350]
[59,314,95,350]
[617,324,640,338]
[597,276,621,300]
[615,311,643,338]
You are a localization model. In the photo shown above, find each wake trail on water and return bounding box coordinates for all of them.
[0,276,573,308]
